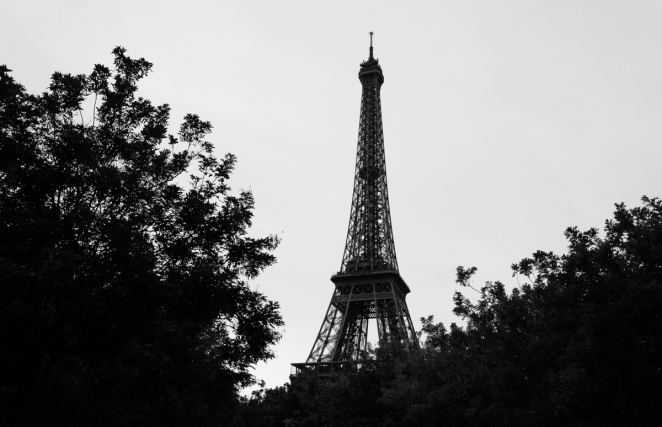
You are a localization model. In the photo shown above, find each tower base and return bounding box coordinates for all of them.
[301,270,417,366]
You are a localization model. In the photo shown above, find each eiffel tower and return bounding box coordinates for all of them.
[292,34,417,376]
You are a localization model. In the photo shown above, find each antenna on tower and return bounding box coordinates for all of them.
[369,31,374,59]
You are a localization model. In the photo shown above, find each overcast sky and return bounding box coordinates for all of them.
[4,0,662,391]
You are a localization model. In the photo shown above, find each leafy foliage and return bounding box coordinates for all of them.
[242,197,662,426]
[389,196,662,426]
[0,49,282,426]
[236,363,391,427]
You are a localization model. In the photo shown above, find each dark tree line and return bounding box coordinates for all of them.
[239,197,662,427]
[0,49,282,426]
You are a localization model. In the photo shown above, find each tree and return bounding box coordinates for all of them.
[238,367,390,427]
[380,197,662,426]
[236,342,413,427]
[0,48,282,426]
[241,197,662,426]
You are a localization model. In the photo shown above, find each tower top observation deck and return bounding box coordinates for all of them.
[359,32,384,86]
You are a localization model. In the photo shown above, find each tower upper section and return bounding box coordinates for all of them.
[339,38,398,275]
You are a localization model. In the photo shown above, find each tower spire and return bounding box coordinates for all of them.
[292,42,417,377]
[369,31,374,60]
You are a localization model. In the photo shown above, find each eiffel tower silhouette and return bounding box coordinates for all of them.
[292,34,417,376]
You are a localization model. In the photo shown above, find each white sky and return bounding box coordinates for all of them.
[4,0,662,391]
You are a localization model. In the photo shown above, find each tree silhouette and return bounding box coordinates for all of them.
[381,196,662,426]
[0,48,282,426]
[240,197,662,427]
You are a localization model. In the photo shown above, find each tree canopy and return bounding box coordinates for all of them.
[0,48,282,426]
[241,197,662,427]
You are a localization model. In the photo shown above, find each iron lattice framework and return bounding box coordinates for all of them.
[293,39,417,375]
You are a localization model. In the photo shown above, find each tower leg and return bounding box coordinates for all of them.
[305,276,417,369]
[306,290,351,363]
